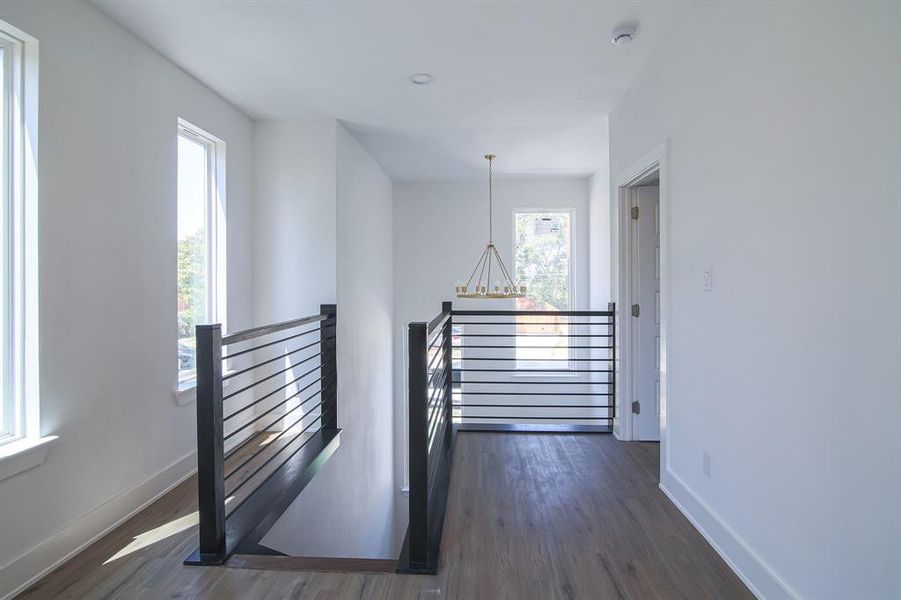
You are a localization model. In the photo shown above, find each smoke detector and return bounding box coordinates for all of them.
[612,24,637,45]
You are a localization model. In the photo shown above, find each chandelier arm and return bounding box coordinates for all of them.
[464,245,490,289]
[476,244,490,291]
[491,245,517,287]
[486,245,493,290]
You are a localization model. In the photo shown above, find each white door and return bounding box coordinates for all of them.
[630,185,661,441]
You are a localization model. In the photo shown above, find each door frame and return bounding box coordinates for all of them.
[612,142,670,468]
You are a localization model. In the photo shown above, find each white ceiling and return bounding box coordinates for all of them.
[91,0,694,179]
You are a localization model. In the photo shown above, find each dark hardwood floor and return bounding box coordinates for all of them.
[18,432,752,599]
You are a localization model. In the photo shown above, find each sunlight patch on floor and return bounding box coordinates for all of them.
[103,496,234,564]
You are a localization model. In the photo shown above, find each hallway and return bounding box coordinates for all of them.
[20,432,751,599]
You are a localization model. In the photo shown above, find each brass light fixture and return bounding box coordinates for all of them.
[455,155,526,299]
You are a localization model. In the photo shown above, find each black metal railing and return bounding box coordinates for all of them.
[453,304,616,432]
[399,302,616,573]
[186,304,340,566]
[398,301,454,574]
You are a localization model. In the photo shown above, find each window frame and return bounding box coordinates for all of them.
[0,20,38,449]
[511,208,577,373]
[176,119,227,393]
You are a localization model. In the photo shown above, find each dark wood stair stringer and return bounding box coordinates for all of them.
[185,428,341,565]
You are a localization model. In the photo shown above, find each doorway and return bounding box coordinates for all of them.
[612,143,668,462]
[629,180,660,441]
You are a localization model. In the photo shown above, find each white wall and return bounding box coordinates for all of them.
[608,3,901,599]
[252,119,338,320]
[588,165,611,309]
[258,123,398,558]
[391,177,596,534]
[0,2,255,597]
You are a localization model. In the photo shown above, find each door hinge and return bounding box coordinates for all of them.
[631,304,640,317]
[632,400,641,414]
[631,206,639,220]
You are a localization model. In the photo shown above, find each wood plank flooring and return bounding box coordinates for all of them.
[18,433,752,599]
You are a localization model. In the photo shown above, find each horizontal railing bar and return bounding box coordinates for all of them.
[429,374,448,404]
[459,333,612,338]
[223,385,324,444]
[428,419,447,456]
[459,392,613,396]
[427,334,445,353]
[453,321,612,326]
[426,367,447,387]
[222,357,323,401]
[427,398,446,430]
[454,403,613,408]
[427,401,447,447]
[224,402,324,484]
[223,339,329,381]
[426,446,445,502]
[452,310,613,317]
[428,368,448,399]
[427,425,447,479]
[455,368,610,373]
[455,357,610,362]
[427,323,446,344]
[224,371,327,422]
[224,417,324,517]
[427,345,448,372]
[428,396,446,425]
[428,377,448,411]
[222,383,333,463]
[223,326,323,360]
[427,311,451,335]
[456,380,610,385]
[455,415,613,420]
[222,314,328,346]
[453,345,612,350]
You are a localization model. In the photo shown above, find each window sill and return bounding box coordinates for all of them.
[0,436,58,482]
[174,370,236,406]
[175,383,196,406]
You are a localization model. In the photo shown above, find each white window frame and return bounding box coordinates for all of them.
[512,208,576,373]
[176,119,226,396]
[0,18,45,465]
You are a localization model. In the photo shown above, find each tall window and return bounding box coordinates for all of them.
[177,121,224,387]
[0,21,37,447]
[513,210,573,368]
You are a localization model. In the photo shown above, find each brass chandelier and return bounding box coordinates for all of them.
[455,154,526,299]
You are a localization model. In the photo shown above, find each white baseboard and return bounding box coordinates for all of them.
[659,468,800,600]
[0,451,197,600]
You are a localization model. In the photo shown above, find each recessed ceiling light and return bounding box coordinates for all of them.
[611,24,638,45]
[410,73,434,85]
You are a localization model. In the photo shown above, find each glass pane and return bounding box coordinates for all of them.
[514,212,571,368]
[177,133,209,382]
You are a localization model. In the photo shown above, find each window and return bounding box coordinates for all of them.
[513,210,574,369]
[0,21,37,448]
[177,120,225,388]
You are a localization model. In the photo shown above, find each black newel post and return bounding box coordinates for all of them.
[442,301,453,451]
[320,304,338,431]
[608,301,616,424]
[407,321,429,568]
[195,324,226,564]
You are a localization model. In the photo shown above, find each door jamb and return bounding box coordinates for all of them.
[612,142,670,468]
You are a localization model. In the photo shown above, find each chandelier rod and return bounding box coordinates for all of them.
[486,154,495,244]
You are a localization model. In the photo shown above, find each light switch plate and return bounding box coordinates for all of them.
[703,266,713,291]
